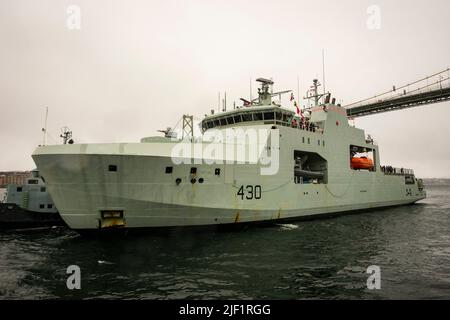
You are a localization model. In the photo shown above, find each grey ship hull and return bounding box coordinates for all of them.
[32,146,425,232]
[0,203,64,229]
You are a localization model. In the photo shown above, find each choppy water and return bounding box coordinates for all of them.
[1,181,449,299]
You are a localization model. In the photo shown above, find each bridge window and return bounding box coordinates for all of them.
[220,118,227,126]
[234,115,242,123]
[165,166,173,174]
[47,204,53,209]
[405,175,415,184]
[242,113,253,122]
[253,113,263,121]
[275,111,283,120]
[16,187,22,192]
[263,112,274,120]
[39,204,45,209]
[108,165,117,172]
[226,117,234,125]
[28,179,38,184]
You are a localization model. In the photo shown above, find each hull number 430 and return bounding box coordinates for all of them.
[237,185,262,200]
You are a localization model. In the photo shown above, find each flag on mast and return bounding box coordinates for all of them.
[290,92,295,101]
[294,101,299,114]
[294,101,304,120]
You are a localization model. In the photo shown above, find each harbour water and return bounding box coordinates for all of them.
[0,180,449,299]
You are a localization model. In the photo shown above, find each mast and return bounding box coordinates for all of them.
[218,92,220,114]
[224,91,227,111]
[250,78,253,105]
[42,107,48,146]
[304,79,323,107]
[322,49,326,96]
[313,79,320,106]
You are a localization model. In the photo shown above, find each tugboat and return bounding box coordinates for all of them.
[31,78,426,232]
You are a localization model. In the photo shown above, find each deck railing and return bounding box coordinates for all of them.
[381,166,414,175]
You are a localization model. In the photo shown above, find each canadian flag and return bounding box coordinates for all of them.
[294,101,304,120]
[290,92,295,101]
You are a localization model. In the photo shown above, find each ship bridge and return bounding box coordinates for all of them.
[200,106,295,132]
[200,104,329,134]
[201,77,323,133]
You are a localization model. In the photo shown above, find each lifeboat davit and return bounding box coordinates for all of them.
[351,157,374,170]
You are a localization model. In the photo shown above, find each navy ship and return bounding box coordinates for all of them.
[0,169,64,229]
[32,77,429,232]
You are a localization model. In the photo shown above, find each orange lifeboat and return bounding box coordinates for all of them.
[351,157,374,170]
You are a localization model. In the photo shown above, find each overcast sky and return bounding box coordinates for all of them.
[0,0,449,177]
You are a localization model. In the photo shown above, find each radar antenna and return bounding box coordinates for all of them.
[251,78,292,106]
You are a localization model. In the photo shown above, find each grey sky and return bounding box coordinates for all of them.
[0,0,449,177]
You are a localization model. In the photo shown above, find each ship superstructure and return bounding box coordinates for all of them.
[0,169,64,228]
[32,78,426,232]
[2,170,57,213]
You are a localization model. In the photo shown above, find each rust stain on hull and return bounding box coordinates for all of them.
[234,212,240,223]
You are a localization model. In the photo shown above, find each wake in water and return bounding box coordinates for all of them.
[276,223,300,230]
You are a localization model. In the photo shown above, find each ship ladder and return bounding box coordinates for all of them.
[22,191,29,209]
